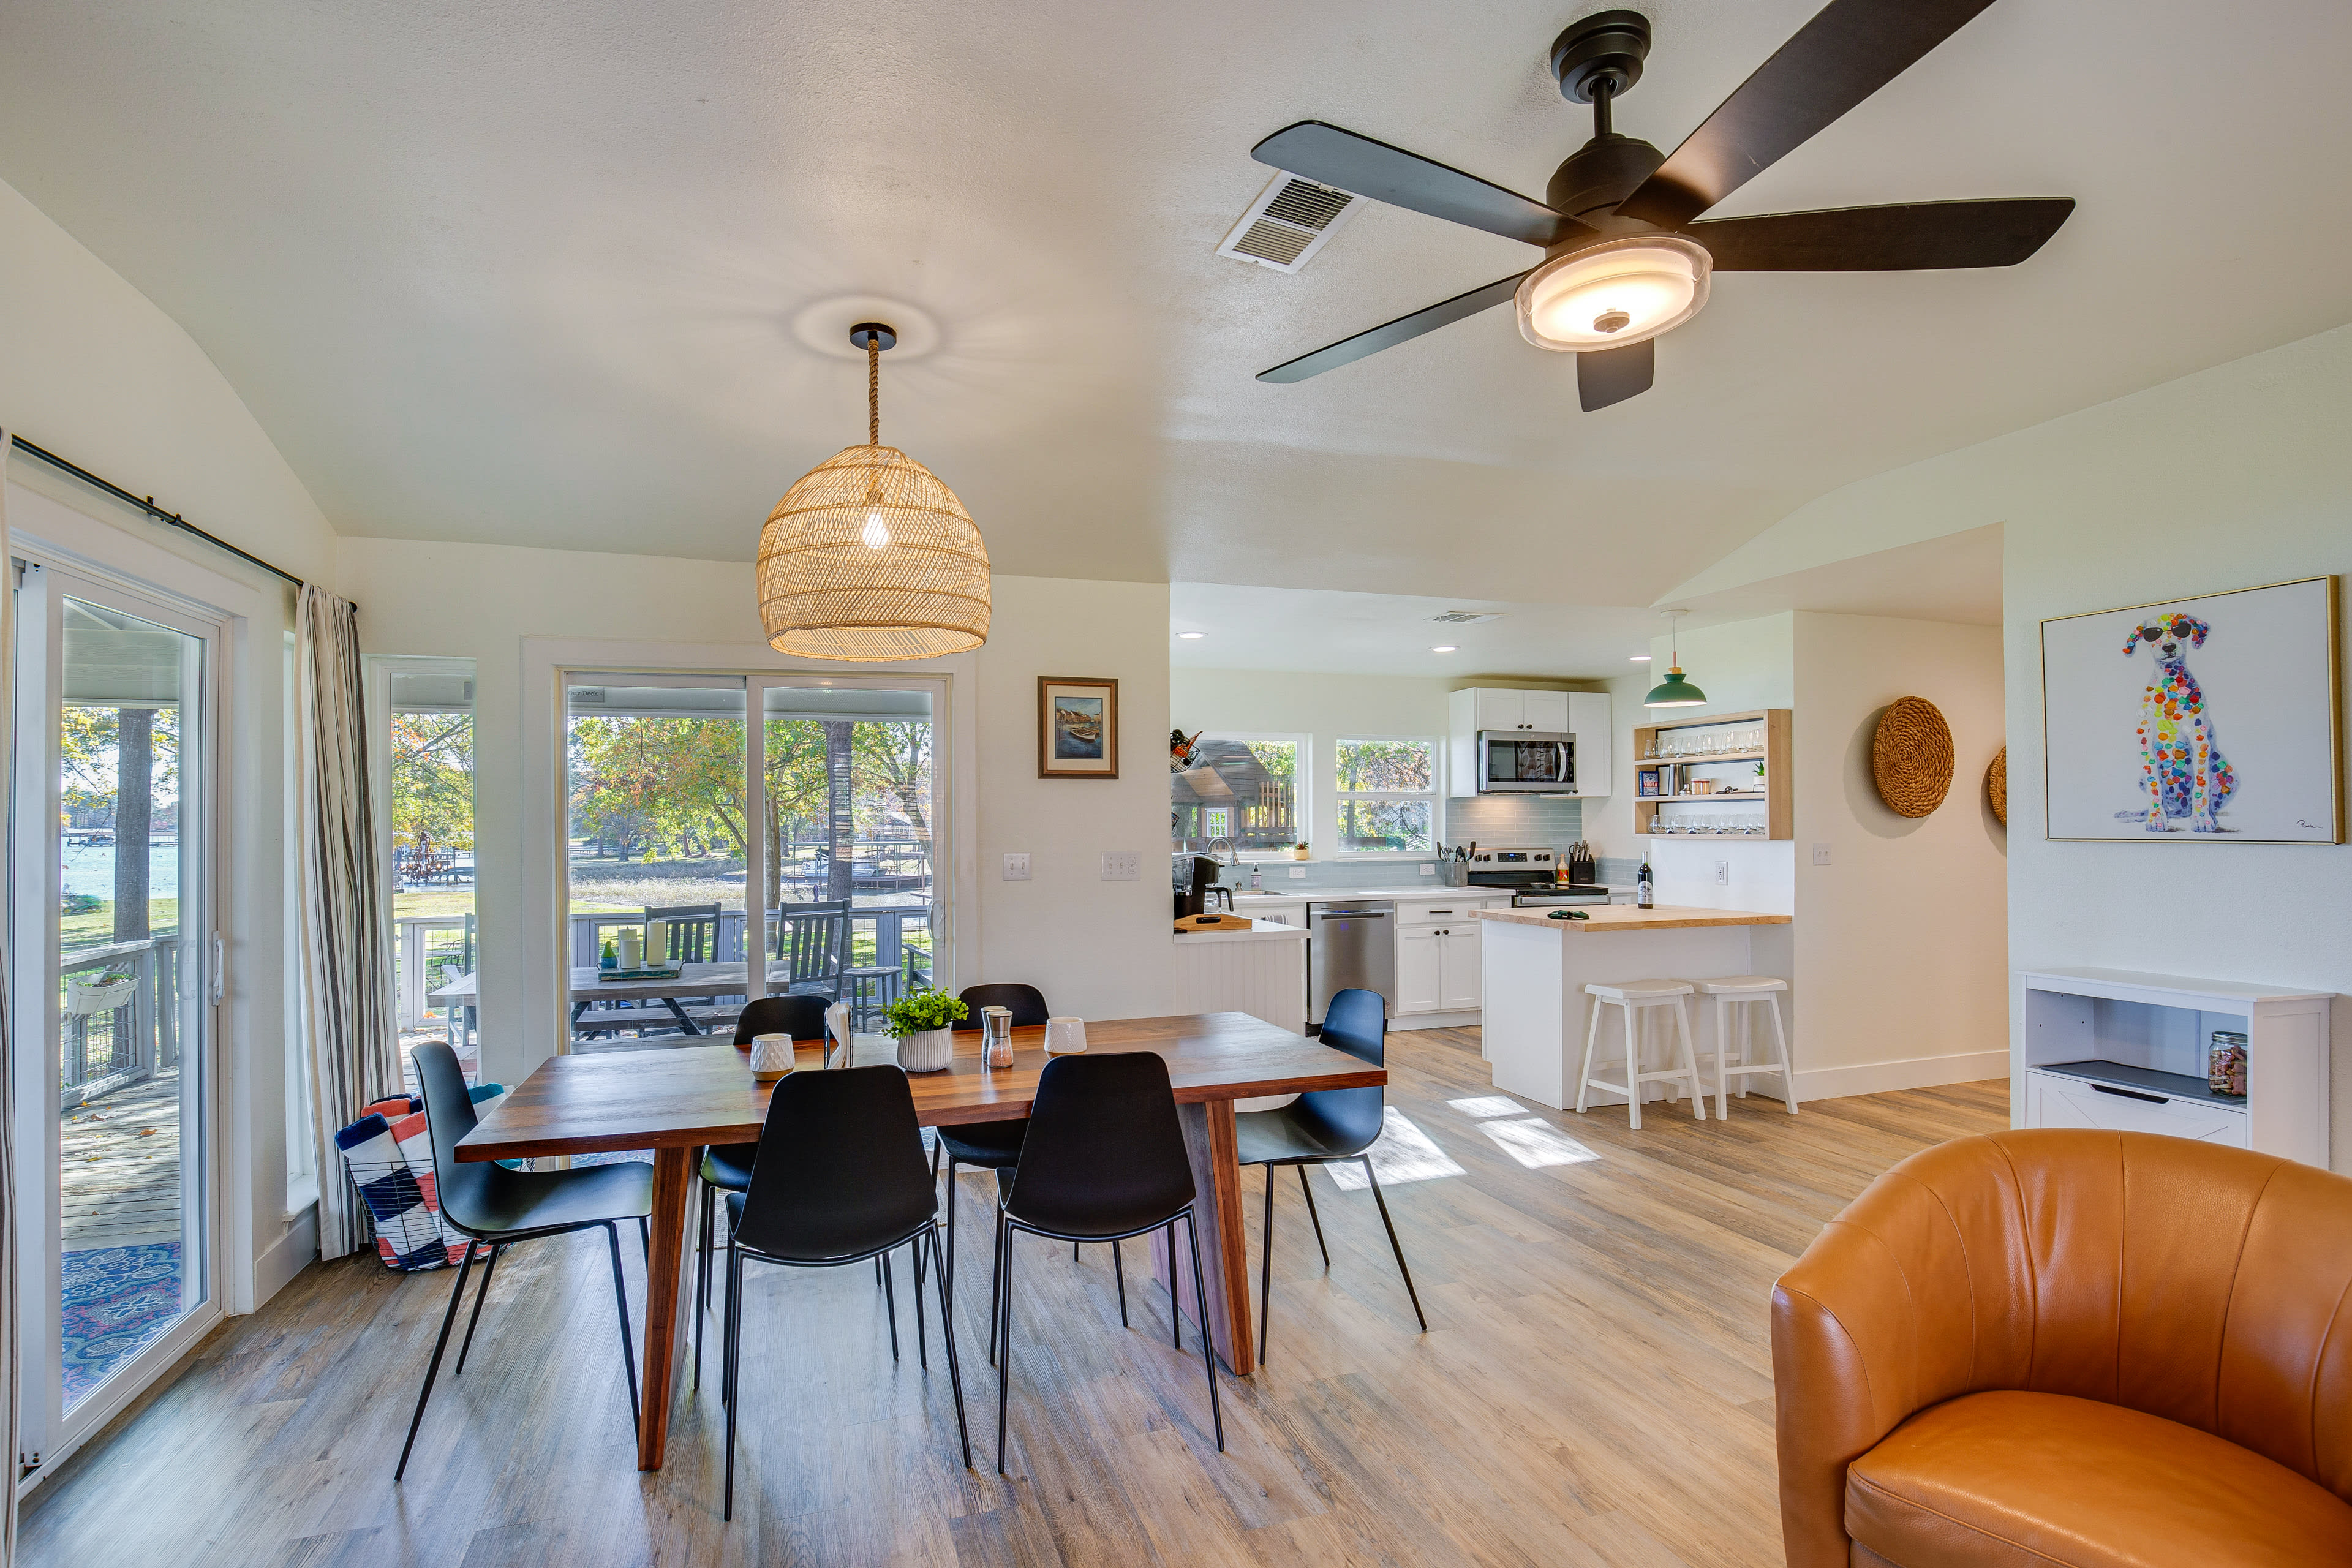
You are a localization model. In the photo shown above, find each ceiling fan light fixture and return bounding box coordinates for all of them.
[1514,234,1711,353]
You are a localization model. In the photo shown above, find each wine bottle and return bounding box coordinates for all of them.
[1637,859,1654,909]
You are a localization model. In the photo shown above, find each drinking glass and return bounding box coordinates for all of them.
[1045,1016,1088,1054]
[981,1006,1015,1069]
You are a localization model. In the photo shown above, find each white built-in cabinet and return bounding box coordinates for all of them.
[1446,687,1611,797]
[1395,895,1496,1016]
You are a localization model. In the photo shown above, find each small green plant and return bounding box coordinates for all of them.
[62,892,102,915]
[884,987,969,1038]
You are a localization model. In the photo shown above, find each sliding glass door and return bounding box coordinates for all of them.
[10,558,221,1468]
[557,673,940,1046]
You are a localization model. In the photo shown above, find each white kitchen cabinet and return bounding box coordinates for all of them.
[1522,690,1571,731]
[1471,689,1523,731]
[1396,926,1442,1013]
[1567,692,1611,797]
[1440,918,1484,1009]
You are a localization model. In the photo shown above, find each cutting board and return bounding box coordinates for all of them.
[1172,913,1253,934]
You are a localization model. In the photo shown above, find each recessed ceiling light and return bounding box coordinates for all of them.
[1630,655,1652,662]
[1431,644,1458,653]
[1177,631,1205,639]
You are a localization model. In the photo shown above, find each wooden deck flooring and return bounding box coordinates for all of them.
[61,1068,184,1251]
[20,1026,2007,1567]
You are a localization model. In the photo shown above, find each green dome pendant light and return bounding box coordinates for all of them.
[1644,610,1708,707]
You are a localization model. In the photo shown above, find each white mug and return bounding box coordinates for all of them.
[748,1032,797,1082]
[1044,1016,1087,1054]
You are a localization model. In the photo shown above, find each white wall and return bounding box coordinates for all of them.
[1792,613,2007,1097]
[342,540,1173,1075]
[2,173,339,1311]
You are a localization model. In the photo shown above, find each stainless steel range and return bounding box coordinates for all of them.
[1460,845,1612,908]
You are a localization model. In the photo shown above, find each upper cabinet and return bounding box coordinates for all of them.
[1446,687,1612,797]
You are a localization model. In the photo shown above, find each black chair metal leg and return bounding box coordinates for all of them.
[1298,1164,1330,1268]
[1360,1155,1427,1332]
[987,1204,1006,1365]
[606,1223,642,1430]
[928,1226,973,1468]
[995,1218,1014,1473]
[943,1156,958,1322]
[881,1246,900,1361]
[394,1238,480,1481]
[1112,1238,1128,1326]
[911,1238,928,1369]
[1074,1240,1080,1262]
[1167,1221,1182,1349]
[453,1242,503,1376]
[1259,1165,1277,1365]
[723,1245,744,1520]
[638,1213,650,1266]
[695,1183,714,1389]
[1182,1212,1226,1451]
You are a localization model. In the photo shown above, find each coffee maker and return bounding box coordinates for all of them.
[1172,853,1231,919]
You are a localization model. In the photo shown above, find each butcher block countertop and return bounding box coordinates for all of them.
[1474,904,1791,932]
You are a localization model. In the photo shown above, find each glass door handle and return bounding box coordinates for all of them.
[211,932,225,1004]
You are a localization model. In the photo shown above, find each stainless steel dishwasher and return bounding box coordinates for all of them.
[1307,899,1395,1028]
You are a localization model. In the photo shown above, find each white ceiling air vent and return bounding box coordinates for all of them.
[1216,172,1360,274]
[1428,611,1505,625]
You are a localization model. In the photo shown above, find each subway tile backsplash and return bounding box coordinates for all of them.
[1210,796,1591,891]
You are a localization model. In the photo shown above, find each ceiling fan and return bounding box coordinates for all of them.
[1250,0,2075,410]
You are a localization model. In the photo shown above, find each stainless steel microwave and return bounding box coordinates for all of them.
[1474,731,1574,793]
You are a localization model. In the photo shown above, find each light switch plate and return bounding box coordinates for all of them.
[1811,843,1832,866]
[1099,850,1139,881]
[1002,853,1031,880]
[1418,863,1436,875]
[1714,861,1730,886]
[1288,865,1307,879]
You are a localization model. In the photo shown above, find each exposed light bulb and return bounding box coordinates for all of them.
[861,507,890,549]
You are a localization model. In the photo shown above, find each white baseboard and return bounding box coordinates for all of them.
[1390,1009,1482,1033]
[255,1200,319,1308]
[1790,1048,2010,1103]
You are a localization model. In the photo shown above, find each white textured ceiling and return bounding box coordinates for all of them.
[5,1,2352,609]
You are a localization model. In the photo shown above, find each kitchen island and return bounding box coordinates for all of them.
[1474,905,1793,1110]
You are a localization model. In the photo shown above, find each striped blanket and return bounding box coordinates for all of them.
[334,1084,507,1270]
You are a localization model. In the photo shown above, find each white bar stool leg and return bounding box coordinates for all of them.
[1620,998,1642,1131]
[1669,998,1705,1120]
[1767,991,1797,1113]
[1713,993,1732,1121]
[1575,993,1604,1115]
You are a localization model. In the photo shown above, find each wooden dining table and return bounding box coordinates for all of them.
[457,1012,1385,1470]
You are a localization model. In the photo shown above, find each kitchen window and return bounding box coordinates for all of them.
[1336,737,1437,854]
[1171,733,1304,856]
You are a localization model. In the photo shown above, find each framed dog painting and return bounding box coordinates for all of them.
[2041,576,2342,842]
[1038,677,1119,778]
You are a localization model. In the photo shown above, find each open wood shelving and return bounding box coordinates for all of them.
[1632,707,1793,841]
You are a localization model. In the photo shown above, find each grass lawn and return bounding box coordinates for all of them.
[61,900,179,954]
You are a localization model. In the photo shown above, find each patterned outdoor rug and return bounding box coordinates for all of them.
[62,1242,183,1404]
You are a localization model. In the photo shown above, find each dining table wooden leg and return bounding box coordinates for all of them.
[1153,1098,1257,1376]
[636,1145,695,1469]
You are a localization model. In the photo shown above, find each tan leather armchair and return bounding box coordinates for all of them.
[1773,1129,2352,1567]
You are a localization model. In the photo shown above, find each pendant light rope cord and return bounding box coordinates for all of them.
[868,339,880,447]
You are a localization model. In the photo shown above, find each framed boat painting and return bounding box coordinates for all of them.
[2040,576,2342,842]
[1038,677,1118,778]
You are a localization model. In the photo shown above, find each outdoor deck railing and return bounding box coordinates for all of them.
[59,936,183,1110]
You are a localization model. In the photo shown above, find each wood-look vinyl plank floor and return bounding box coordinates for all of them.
[20,1026,2005,1567]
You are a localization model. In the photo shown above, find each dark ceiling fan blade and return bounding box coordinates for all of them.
[1252,121,1592,248]
[1689,197,2074,270]
[1257,271,1531,384]
[1616,0,1999,230]
[1578,339,1654,411]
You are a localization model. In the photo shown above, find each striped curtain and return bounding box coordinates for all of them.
[0,431,21,1560]
[295,586,399,1260]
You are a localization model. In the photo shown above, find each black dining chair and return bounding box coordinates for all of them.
[990,1050,1223,1474]
[721,1065,970,1518]
[396,1042,654,1482]
[693,991,833,1386]
[932,983,1049,1320]
[1235,986,1425,1364]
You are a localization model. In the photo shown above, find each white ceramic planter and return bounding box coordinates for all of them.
[896,1027,955,1073]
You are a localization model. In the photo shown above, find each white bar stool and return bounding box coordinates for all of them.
[1577,979,1704,1129]
[1695,976,1795,1118]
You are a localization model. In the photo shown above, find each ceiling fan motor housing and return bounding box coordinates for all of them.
[1546,135,1666,222]
[1550,9,1651,104]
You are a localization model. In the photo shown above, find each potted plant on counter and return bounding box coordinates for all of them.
[886,987,969,1072]
[1290,842,1311,861]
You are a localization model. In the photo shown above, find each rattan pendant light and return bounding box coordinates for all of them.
[757,322,990,660]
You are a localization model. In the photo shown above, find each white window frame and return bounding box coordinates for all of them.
[1185,731,1310,860]
[1333,734,1441,859]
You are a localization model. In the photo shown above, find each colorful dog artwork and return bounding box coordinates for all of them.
[2119,612,2235,832]
[2040,576,2340,843]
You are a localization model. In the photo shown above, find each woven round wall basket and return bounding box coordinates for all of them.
[1987,746,2008,826]
[1871,696,1954,818]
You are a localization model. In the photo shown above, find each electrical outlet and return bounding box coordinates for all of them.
[1811,842,1832,867]
[1099,850,1140,881]
[1289,865,1307,879]
[1713,860,1730,886]
[1418,862,1436,875]
[1001,853,1030,880]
